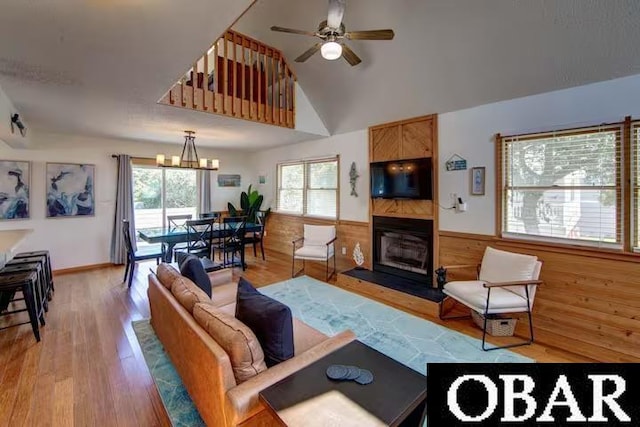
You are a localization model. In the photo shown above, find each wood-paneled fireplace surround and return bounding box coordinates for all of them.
[336,114,442,317]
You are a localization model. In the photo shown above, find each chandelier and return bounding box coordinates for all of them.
[156,131,219,170]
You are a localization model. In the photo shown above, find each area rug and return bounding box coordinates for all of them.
[133,275,532,425]
[132,319,205,427]
[259,276,533,374]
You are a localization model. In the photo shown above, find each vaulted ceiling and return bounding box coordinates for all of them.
[1,0,640,149]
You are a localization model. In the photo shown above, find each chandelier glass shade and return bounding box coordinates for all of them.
[156,131,219,170]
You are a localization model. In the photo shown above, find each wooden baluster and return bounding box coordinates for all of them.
[277,56,282,125]
[180,75,186,107]
[241,36,246,118]
[271,51,275,124]
[285,66,290,127]
[213,41,218,113]
[250,43,254,120]
[258,47,263,121]
[203,52,209,111]
[223,34,228,115]
[232,32,237,117]
[292,69,296,127]
[192,62,197,109]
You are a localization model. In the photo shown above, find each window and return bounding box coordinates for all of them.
[133,166,197,240]
[277,157,338,219]
[498,124,622,248]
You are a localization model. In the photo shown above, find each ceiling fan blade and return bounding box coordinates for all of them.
[345,29,395,40]
[327,0,346,29]
[270,26,316,37]
[341,44,362,66]
[295,43,322,63]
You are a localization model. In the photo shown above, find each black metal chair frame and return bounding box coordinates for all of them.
[438,263,541,351]
[0,270,45,341]
[122,219,163,288]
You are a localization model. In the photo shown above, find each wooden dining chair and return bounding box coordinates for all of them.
[221,216,247,270]
[122,219,164,288]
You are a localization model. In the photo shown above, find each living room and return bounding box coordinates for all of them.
[1,0,640,425]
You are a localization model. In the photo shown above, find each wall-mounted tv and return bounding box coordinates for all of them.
[370,158,432,200]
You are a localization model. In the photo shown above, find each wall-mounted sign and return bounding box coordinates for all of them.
[446,154,467,171]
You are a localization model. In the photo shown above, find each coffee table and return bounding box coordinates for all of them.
[259,340,426,427]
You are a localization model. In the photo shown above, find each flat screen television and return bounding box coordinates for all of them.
[370,158,432,200]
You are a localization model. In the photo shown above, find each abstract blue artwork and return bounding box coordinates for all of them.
[46,163,95,218]
[0,160,29,220]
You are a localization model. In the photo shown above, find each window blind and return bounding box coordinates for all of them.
[276,157,338,219]
[501,124,623,248]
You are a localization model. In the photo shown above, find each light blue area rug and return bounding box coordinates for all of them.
[260,276,532,374]
[133,275,532,425]
[132,320,206,427]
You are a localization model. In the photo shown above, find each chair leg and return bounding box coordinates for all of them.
[23,282,40,342]
[438,296,472,320]
[128,261,135,288]
[253,242,257,257]
[260,240,265,261]
[481,288,535,351]
[123,259,130,282]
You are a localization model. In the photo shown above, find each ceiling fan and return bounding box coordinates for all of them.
[270,0,394,66]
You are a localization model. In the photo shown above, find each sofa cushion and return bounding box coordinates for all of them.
[193,303,267,384]
[294,245,333,260]
[156,263,182,289]
[292,318,327,355]
[180,255,212,297]
[479,247,538,299]
[211,283,238,308]
[443,280,529,313]
[235,278,294,367]
[171,276,210,314]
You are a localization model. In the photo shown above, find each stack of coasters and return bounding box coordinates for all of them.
[326,364,374,385]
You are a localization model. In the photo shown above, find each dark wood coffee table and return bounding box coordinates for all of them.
[259,340,426,427]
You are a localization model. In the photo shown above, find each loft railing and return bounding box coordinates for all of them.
[159,29,296,129]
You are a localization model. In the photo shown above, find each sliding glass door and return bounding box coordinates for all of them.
[132,166,197,243]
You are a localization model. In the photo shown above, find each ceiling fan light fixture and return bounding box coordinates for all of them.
[321,41,342,60]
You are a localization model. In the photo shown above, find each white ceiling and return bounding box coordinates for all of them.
[236,0,640,134]
[0,0,322,150]
[2,0,640,149]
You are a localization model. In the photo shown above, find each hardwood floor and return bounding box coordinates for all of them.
[0,249,592,426]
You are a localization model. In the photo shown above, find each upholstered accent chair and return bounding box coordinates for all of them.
[440,247,543,351]
[292,225,337,281]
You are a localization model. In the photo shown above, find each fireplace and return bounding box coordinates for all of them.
[373,216,433,284]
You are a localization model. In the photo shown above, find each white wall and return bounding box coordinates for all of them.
[0,132,253,270]
[439,73,640,235]
[251,129,369,222]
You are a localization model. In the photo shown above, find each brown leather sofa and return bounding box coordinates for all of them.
[148,264,356,427]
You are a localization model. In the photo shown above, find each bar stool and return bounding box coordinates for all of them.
[0,262,48,313]
[0,270,44,342]
[14,250,54,295]
[7,256,51,301]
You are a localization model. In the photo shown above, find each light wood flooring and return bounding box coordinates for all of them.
[0,249,593,426]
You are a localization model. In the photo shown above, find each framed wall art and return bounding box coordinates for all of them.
[471,166,485,196]
[46,163,95,217]
[0,160,30,219]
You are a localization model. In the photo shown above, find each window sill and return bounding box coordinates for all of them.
[496,236,640,263]
[273,211,338,222]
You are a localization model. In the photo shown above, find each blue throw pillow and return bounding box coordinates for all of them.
[179,255,212,297]
[235,277,294,367]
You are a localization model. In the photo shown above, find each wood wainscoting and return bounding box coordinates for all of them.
[439,231,640,362]
[264,213,370,272]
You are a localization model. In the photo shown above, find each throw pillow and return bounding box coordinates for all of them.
[179,255,212,297]
[235,277,294,367]
[193,302,267,383]
[171,276,210,314]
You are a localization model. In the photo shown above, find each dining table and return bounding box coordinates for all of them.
[138,222,261,265]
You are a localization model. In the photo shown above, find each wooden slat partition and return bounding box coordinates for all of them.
[159,29,296,129]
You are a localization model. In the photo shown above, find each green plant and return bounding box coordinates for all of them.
[228,185,270,223]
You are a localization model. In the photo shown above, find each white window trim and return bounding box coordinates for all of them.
[276,156,339,219]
